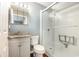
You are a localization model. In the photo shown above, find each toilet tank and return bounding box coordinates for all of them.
[31,36,39,45]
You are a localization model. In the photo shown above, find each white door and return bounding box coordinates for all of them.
[0,2,9,57]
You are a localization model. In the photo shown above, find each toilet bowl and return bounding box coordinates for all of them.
[34,45,45,57]
[31,36,45,57]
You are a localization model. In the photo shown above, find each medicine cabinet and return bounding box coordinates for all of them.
[9,4,28,25]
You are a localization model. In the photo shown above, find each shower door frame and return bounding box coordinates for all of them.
[40,2,57,56]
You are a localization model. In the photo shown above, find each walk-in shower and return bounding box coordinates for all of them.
[40,2,79,57]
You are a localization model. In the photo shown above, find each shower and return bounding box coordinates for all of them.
[40,2,79,57]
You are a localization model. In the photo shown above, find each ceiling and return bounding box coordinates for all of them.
[37,2,53,7]
[37,2,79,12]
[52,2,79,12]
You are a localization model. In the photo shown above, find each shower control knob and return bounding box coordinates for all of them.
[49,48,52,49]
[48,29,50,31]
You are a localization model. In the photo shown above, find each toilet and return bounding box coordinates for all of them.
[31,36,45,57]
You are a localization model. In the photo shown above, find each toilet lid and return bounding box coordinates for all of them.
[34,45,45,54]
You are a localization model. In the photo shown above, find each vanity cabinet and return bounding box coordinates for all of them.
[8,37,30,57]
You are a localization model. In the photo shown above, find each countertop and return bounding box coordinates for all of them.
[8,34,31,39]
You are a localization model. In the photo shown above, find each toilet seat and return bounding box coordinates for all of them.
[34,45,45,54]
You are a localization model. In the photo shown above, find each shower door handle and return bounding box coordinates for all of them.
[18,45,22,47]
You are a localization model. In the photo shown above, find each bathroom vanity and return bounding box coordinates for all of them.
[8,3,31,57]
[8,34,31,57]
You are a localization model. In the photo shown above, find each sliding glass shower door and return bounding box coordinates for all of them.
[41,8,55,56]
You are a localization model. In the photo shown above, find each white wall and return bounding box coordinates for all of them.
[54,4,79,57]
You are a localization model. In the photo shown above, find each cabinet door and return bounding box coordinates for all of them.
[20,38,30,57]
[9,39,19,57]
[9,37,30,57]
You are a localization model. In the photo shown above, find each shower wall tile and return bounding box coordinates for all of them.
[54,5,79,56]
